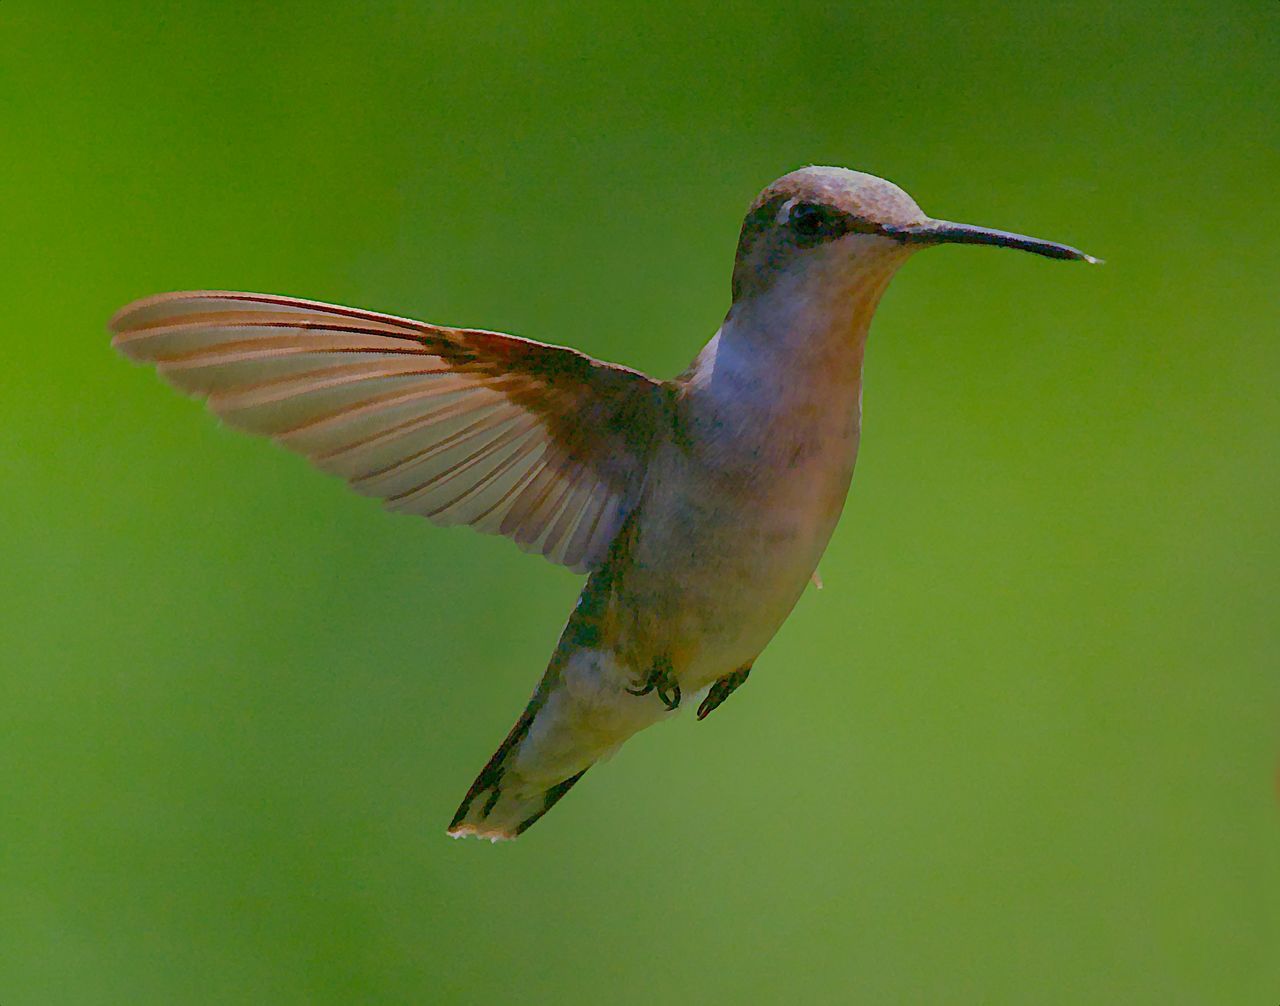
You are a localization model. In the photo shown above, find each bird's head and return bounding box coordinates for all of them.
[731,166,1097,304]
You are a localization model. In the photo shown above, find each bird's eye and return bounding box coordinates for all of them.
[790,203,832,239]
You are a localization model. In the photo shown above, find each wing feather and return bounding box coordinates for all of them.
[110,291,667,572]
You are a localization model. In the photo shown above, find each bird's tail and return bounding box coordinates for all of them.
[446,671,594,842]
[449,555,665,841]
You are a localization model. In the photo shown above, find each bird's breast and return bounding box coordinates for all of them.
[620,362,864,687]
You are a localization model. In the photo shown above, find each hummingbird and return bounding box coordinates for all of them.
[110,166,1096,841]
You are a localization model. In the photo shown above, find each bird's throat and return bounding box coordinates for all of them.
[706,247,909,408]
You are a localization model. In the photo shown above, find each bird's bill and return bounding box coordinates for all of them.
[885,219,1100,263]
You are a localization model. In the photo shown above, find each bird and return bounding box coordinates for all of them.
[110,166,1096,841]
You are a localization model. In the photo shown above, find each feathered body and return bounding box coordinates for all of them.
[449,238,911,837]
[110,167,1092,840]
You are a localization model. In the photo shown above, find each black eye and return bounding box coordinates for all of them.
[790,203,831,239]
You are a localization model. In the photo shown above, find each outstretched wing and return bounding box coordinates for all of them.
[110,291,667,573]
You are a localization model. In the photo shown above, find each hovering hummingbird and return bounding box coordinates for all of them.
[111,166,1096,840]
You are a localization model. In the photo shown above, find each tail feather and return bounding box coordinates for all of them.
[447,677,595,841]
[449,552,662,841]
[450,583,598,841]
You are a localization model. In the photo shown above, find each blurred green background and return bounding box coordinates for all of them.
[3,2,1277,1002]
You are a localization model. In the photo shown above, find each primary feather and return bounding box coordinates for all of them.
[110,291,665,573]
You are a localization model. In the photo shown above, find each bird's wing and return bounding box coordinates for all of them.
[110,291,668,573]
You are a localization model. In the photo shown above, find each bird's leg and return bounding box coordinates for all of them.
[626,655,681,711]
[696,664,752,721]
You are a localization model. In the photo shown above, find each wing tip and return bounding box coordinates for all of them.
[107,289,443,341]
[108,290,233,335]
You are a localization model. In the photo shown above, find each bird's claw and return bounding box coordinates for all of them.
[696,665,752,720]
[626,657,681,710]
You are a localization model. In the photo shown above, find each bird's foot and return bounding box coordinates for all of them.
[626,656,681,710]
[696,664,752,720]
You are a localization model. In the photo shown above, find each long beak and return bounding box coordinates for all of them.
[885,219,1100,263]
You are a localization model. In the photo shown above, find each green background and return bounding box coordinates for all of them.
[3,2,1277,1002]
